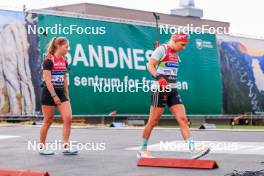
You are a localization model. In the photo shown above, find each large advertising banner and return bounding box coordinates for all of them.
[2,11,264,116]
[37,14,222,115]
[217,35,264,114]
[0,10,40,116]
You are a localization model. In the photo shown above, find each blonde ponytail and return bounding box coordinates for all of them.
[45,37,68,58]
[45,37,57,58]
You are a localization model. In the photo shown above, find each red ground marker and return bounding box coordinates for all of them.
[0,169,49,176]
[137,158,218,169]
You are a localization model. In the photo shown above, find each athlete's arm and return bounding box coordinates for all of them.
[147,45,166,78]
[43,70,58,98]
[147,45,168,87]
[147,59,159,78]
[147,62,168,87]
[43,59,61,105]
[64,60,70,100]
[64,73,69,99]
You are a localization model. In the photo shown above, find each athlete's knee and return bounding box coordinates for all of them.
[43,118,53,127]
[62,115,72,125]
[147,119,159,128]
[178,115,188,127]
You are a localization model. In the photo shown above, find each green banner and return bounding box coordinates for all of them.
[38,14,222,115]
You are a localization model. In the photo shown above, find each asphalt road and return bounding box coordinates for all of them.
[0,124,263,176]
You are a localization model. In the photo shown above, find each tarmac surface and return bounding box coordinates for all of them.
[0,124,264,176]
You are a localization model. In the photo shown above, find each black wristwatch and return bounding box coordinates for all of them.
[51,93,57,98]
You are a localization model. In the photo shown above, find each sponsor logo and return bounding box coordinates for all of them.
[54,62,66,66]
[195,39,214,50]
[172,69,178,74]
[169,54,178,59]
[164,69,172,74]
[165,62,179,68]
[168,76,176,81]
